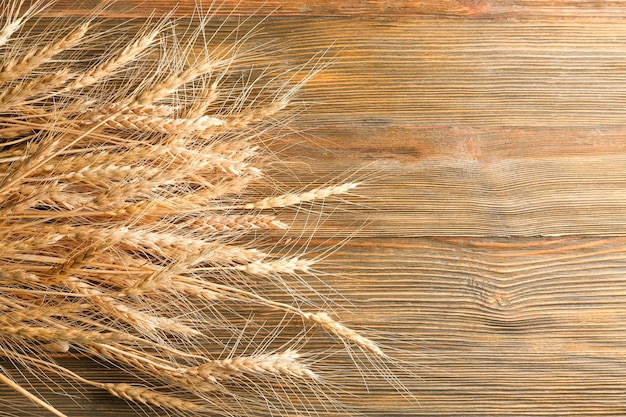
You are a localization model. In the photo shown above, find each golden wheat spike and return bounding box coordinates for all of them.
[0,23,88,85]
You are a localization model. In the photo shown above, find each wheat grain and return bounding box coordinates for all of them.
[0,23,89,85]
[185,350,317,383]
[0,325,130,345]
[67,29,159,90]
[0,69,72,107]
[302,312,385,357]
[243,182,360,210]
[236,256,314,276]
[183,81,218,117]
[102,383,204,412]
[132,59,230,106]
[83,112,225,134]
[186,213,288,232]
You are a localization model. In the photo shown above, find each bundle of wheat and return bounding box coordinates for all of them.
[0,1,403,416]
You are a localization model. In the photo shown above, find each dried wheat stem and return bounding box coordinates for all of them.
[167,279,224,302]
[89,343,194,379]
[182,280,383,356]
[243,182,359,210]
[0,269,40,284]
[23,142,258,191]
[120,244,266,296]
[37,162,163,184]
[0,23,89,85]
[96,103,179,117]
[48,243,103,282]
[86,167,258,213]
[136,143,259,175]
[0,347,202,413]
[219,99,288,131]
[101,226,265,262]
[0,303,88,324]
[0,3,25,48]
[1,233,65,255]
[2,183,94,212]
[0,137,62,197]
[72,141,254,170]
[107,177,256,217]
[5,305,109,347]
[0,371,68,417]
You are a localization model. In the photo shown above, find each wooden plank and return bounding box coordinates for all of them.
[36,0,626,18]
[7,16,626,128]
[327,236,626,415]
[270,17,626,128]
[9,1,528,18]
[277,126,626,237]
[4,236,626,415]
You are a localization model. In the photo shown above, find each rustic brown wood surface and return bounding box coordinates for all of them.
[4,0,626,415]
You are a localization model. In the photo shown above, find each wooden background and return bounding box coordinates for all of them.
[7,0,626,415]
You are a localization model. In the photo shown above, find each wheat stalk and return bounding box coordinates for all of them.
[0,2,409,416]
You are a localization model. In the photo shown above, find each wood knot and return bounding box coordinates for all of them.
[488,290,511,309]
[467,276,510,310]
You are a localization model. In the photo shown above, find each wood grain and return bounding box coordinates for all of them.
[5,1,626,416]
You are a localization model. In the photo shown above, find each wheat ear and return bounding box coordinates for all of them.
[0,23,89,85]
[0,69,72,108]
[131,59,230,106]
[101,383,205,413]
[243,182,360,209]
[184,350,317,382]
[67,29,159,90]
